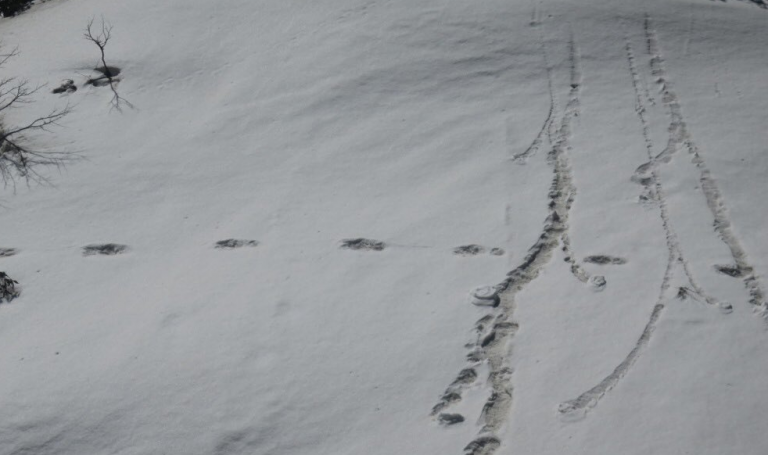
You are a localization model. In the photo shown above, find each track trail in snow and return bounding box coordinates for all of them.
[511,3,557,165]
[558,14,765,419]
[433,17,600,453]
[641,15,765,314]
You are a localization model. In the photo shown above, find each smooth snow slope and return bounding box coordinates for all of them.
[0,0,767,454]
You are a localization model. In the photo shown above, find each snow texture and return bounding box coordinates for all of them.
[1,0,767,454]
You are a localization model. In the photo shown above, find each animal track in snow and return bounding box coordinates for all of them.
[0,248,18,258]
[52,79,77,94]
[340,238,385,251]
[464,435,501,455]
[558,26,689,420]
[431,367,480,416]
[561,232,592,284]
[644,16,765,315]
[215,239,259,249]
[559,303,665,420]
[454,245,485,256]
[470,286,501,307]
[714,264,743,278]
[584,255,627,265]
[453,245,506,256]
[437,26,586,455]
[589,275,607,291]
[511,9,558,165]
[86,66,123,87]
[558,18,748,419]
[82,243,129,256]
[438,413,465,426]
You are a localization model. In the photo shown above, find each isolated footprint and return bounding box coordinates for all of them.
[454,245,484,256]
[0,248,18,258]
[215,239,259,249]
[340,238,385,251]
[52,79,77,94]
[584,255,627,265]
[82,244,128,256]
[454,245,505,256]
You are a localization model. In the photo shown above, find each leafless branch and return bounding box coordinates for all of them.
[84,17,113,78]
[0,45,19,67]
[0,47,75,188]
[84,17,132,111]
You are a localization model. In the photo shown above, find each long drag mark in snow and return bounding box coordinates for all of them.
[643,15,766,315]
[558,303,664,418]
[433,30,585,455]
[511,4,557,165]
[557,21,741,420]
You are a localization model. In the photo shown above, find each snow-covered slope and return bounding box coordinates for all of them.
[1,0,766,454]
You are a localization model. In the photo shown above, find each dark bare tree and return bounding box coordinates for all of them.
[84,17,132,111]
[0,45,73,188]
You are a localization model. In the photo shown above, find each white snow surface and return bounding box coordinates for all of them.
[1,0,767,454]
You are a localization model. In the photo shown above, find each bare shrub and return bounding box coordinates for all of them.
[0,45,72,187]
[84,17,133,111]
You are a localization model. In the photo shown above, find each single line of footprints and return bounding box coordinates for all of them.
[0,238,639,307]
[0,239,503,258]
[0,242,643,265]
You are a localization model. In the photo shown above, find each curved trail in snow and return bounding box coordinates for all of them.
[558,14,764,419]
[434,20,586,454]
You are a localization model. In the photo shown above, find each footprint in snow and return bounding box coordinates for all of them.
[454,245,505,256]
[589,275,607,291]
[714,264,743,278]
[583,255,627,265]
[438,413,465,426]
[82,244,129,256]
[340,238,385,251]
[454,245,484,255]
[0,248,18,258]
[215,239,259,249]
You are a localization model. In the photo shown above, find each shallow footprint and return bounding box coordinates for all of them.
[340,238,385,251]
[438,413,465,426]
[454,244,485,256]
[589,275,607,291]
[584,255,627,265]
[215,239,259,249]
[464,436,501,455]
[0,248,18,258]
[714,264,743,278]
[82,244,128,256]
